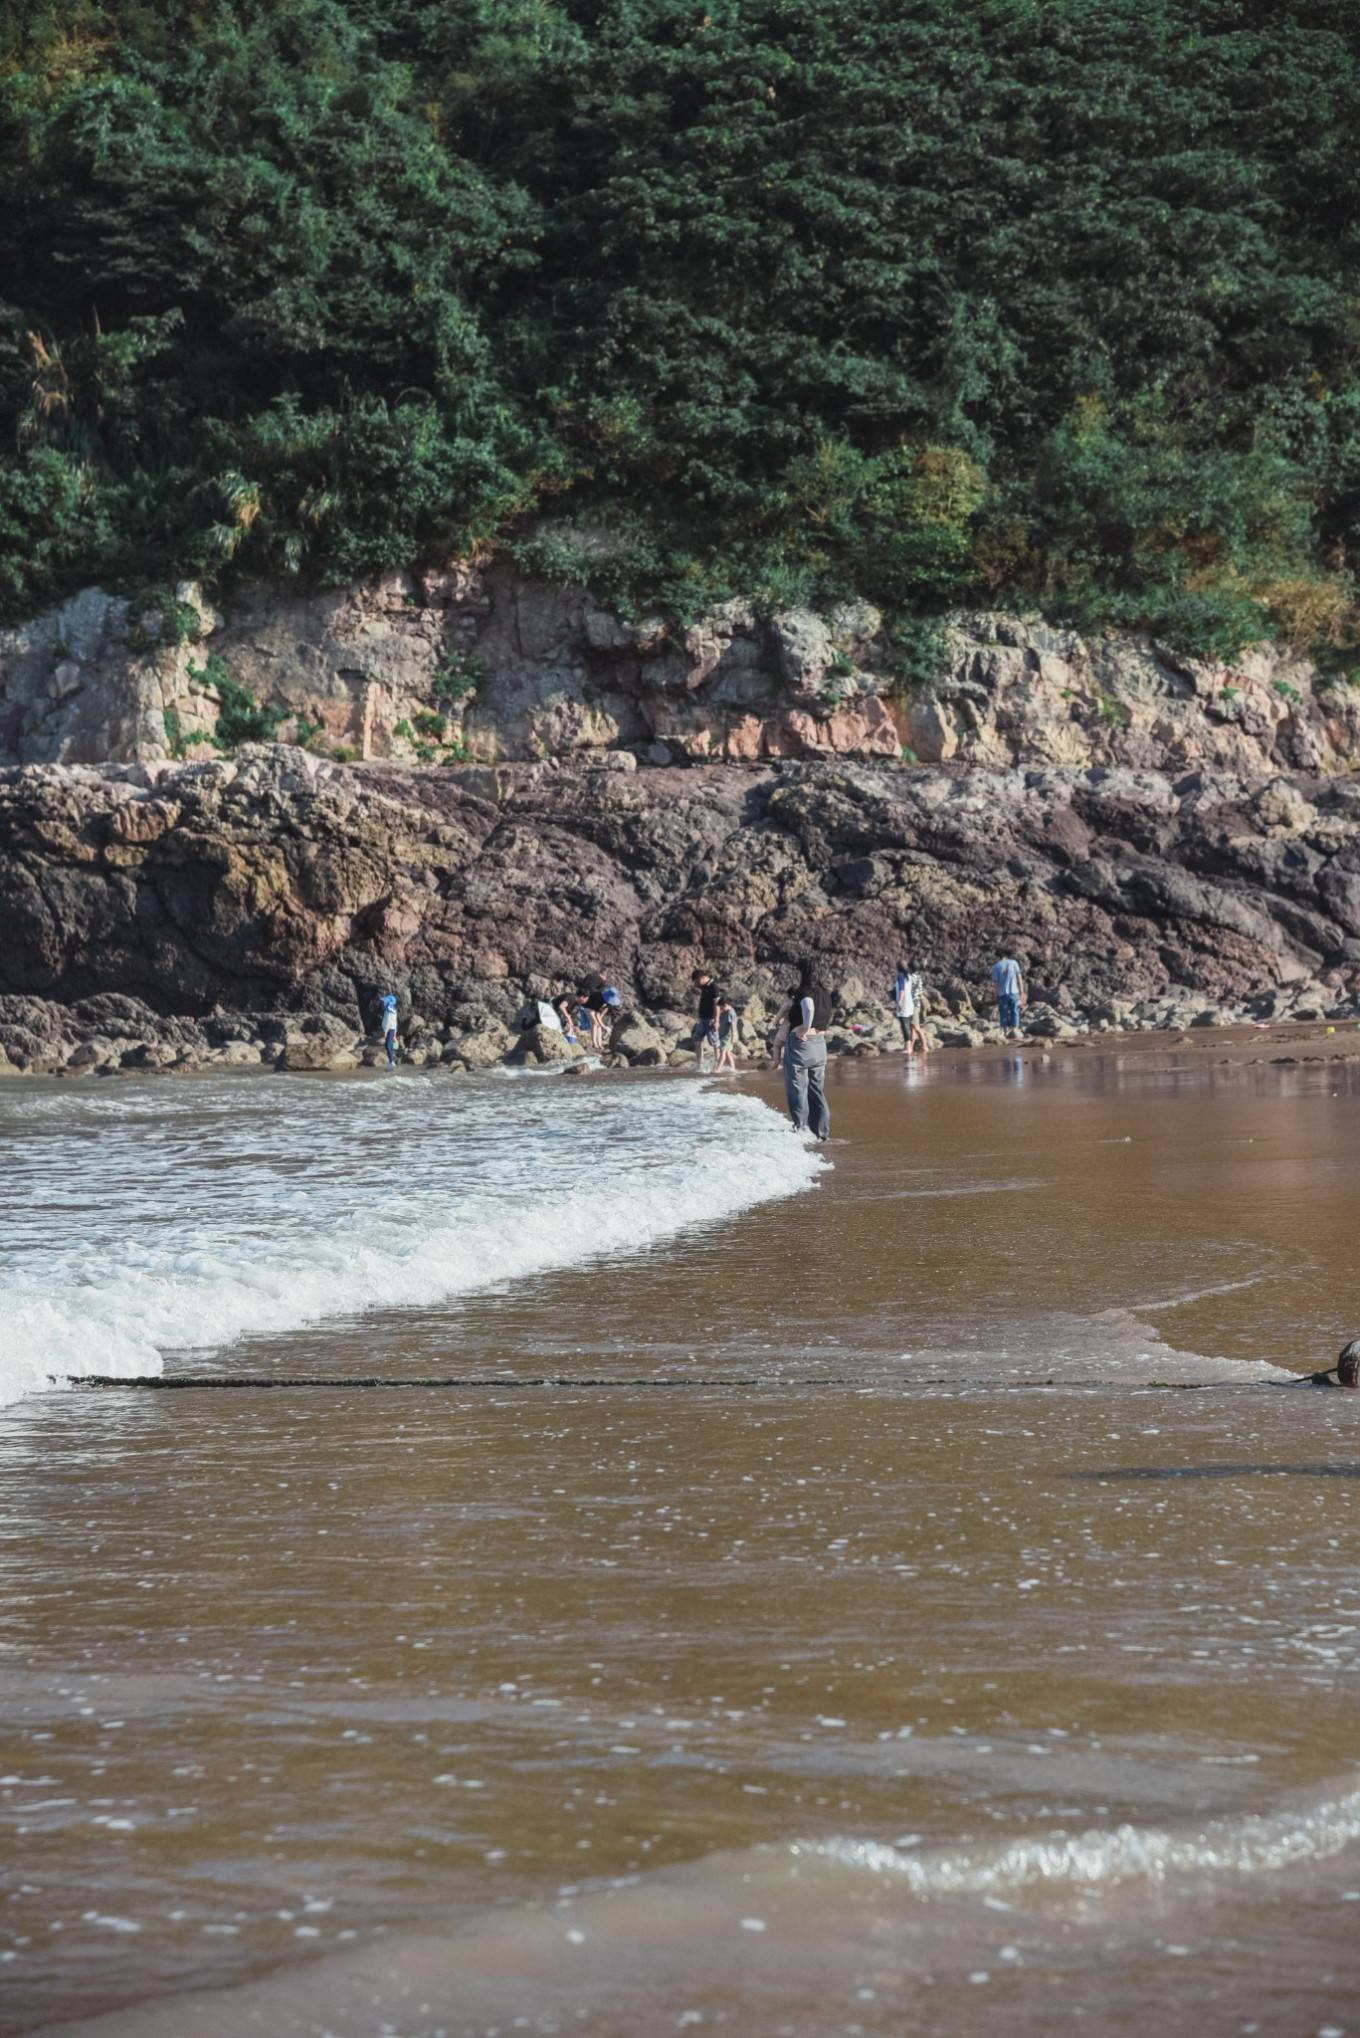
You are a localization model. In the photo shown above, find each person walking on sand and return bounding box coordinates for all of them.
[771,960,831,1138]
[378,990,400,1067]
[713,991,741,1074]
[893,961,928,1055]
[991,954,1026,1040]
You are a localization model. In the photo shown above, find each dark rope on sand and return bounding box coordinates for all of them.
[65,1373,847,1391]
[60,1373,1244,1392]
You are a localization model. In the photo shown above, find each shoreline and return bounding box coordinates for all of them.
[4,1011,1360,1083]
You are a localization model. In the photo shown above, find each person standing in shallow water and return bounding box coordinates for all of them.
[690,968,718,1070]
[771,960,831,1138]
[892,961,928,1055]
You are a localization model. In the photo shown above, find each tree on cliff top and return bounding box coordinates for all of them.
[1,0,1358,667]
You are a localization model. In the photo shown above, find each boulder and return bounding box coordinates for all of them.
[506,1023,581,1066]
[121,1042,180,1069]
[215,1039,263,1066]
[66,1038,116,1069]
[278,1036,353,1072]
[457,1025,514,1068]
[609,1012,665,1061]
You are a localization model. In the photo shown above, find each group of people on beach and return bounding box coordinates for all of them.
[373,947,1032,1146]
[688,972,744,1074]
[549,979,622,1050]
[684,949,1027,1137]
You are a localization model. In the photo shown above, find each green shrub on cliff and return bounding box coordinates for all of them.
[189,654,286,748]
[1,0,1359,664]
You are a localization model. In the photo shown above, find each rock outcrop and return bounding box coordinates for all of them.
[6,566,1359,776]
[902,614,1359,777]
[2,747,1358,1077]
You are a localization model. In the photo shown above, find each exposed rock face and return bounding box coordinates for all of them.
[0,584,224,764]
[2,751,1358,1064]
[904,614,1360,776]
[7,567,1359,775]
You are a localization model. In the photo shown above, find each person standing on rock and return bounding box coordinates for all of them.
[771,960,831,1138]
[378,991,399,1067]
[991,955,1026,1040]
[892,962,928,1055]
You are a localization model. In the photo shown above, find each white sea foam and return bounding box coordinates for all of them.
[893,1304,1287,1386]
[0,1074,825,1410]
[796,1781,1360,1895]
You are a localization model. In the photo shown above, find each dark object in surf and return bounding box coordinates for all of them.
[1302,1339,1360,1389]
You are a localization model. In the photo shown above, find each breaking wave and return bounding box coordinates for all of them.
[797,1781,1360,1894]
[0,1072,825,1410]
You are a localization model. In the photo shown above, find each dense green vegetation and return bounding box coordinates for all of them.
[3,0,1359,662]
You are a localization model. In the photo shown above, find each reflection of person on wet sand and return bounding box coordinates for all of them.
[1294,1339,1360,1389]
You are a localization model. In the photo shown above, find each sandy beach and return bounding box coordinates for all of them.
[2,1046,1357,2035]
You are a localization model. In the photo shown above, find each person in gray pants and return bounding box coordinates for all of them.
[771,963,831,1138]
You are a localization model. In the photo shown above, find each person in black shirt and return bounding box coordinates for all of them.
[691,970,718,1068]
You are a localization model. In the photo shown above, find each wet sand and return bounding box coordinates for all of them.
[924,1013,1360,1079]
[1,1047,1358,2036]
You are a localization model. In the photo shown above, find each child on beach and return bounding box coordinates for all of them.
[713,992,741,1073]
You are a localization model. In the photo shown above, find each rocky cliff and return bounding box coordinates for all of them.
[2,743,1358,1076]
[4,564,1360,1076]
[4,566,1359,777]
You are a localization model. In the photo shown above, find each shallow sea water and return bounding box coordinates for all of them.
[0,1053,1357,2036]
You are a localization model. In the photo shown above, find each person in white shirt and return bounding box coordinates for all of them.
[892,962,927,1054]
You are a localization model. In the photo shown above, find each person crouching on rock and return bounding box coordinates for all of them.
[1297,1339,1360,1388]
[378,990,399,1067]
[771,961,831,1138]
